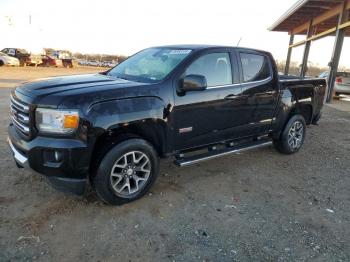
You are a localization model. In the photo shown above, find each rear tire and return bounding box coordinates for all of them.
[93,138,159,205]
[273,114,306,154]
[0,60,4,66]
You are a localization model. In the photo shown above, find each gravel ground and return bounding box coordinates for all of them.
[1,67,350,261]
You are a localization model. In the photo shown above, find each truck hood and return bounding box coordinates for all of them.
[16,73,141,98]
[14,73,164,112]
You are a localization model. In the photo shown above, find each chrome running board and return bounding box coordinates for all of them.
[174,139,272,167]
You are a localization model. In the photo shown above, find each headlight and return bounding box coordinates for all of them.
[35,108,79,134]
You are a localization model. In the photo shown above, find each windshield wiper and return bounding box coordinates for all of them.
[106,73,128,81]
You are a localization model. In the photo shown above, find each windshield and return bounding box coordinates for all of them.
[107,48,192,82]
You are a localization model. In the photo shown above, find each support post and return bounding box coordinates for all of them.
[326,2,349,103]
[285,34,294,75]
[300,20,313,77]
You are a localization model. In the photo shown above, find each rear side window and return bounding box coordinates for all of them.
[240,53,271,82]
[185,53,233,87]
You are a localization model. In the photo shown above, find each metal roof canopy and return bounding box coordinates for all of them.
[269,0,350,103]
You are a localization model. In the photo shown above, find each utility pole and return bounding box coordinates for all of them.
[326,1,349,103]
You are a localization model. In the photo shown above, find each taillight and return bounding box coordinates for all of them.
[335,77,342,83]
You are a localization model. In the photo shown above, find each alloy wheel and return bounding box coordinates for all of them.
[110,151,151,196]
[288,121,304,150]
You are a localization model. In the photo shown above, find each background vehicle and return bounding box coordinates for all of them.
[1,48,32,66]
[77,59,87,66]
[8,45,326,205]
[45,50,74,68]
[107,61,118,67]
[319,71,350,95]
[39,55,63,67]
[0,52,20,66]
[27,54,42,67]
[86,60,100,66]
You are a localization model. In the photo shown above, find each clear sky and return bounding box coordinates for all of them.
[0,0,349,68]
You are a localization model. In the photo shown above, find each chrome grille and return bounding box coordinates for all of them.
[10,95,31,136]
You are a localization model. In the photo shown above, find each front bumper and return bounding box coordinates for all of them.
[5,59,19,66]
[6,61,20,66]
[8,124,91,195]
[8,137,28,166]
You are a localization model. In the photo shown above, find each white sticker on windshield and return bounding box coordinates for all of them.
[169,50,192,55]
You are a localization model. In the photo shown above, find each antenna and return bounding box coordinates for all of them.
[237,37,242,47]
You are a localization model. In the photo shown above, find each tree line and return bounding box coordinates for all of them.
[73,52,128,63]
[276,60,349,77]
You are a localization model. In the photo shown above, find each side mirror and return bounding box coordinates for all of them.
[180,74,207,92]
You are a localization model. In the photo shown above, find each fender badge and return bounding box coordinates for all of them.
[179,127,193,134]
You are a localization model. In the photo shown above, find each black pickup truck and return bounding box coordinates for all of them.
[8,45,326,205]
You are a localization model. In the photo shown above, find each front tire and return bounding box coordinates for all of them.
[273,114,306,154]
[93,138,159,205]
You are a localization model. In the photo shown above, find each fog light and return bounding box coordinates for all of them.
[43,150,62,165]
[54,151,62,162]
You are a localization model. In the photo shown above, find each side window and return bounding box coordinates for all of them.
[240,53,271,82]
[185,53,232,87]
[8,48,16,56]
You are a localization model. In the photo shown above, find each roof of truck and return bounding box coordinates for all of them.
[152,44,270,54]
[152,44,225,49]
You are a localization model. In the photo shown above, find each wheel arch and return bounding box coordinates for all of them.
[290,103,313,125]
[89,119,167,181]
[272,101,313,140]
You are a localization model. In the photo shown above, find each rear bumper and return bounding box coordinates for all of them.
[7,124,91,195]
[335,83,350,94]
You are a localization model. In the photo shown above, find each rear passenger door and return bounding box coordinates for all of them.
[238,51,278,135]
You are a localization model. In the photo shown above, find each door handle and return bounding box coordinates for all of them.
[224,94,240,100]
[254,90,276,97]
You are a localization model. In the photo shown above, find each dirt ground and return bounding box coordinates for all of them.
[1,67,350,261]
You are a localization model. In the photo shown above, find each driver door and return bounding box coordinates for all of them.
[171,50,246,150]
